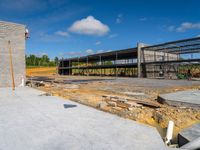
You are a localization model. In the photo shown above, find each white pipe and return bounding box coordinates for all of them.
[165,120,174,145]
[19,75,25,87]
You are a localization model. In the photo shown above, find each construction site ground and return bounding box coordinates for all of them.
[26,68,200,143]
[0,87,173,150]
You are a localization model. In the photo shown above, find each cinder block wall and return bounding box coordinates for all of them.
[141,50,178,63]
[140,50,179,78]
[0,21,26,87]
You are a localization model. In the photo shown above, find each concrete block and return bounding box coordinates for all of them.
[178,123,200,147]
[96,101,107,108]
[158,90,200,108]
[0,21,25,87]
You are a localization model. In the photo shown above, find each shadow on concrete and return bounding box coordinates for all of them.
[29,76,53,82]
[63,104,77,109]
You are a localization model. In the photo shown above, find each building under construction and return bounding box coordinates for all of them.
[58,37,200,78]
[0,21,26,87]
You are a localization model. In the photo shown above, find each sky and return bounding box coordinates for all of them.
[0,0,200,59]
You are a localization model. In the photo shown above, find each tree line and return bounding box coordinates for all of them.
[26,54,59,67]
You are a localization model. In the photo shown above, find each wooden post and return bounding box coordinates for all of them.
[8,40,15,90]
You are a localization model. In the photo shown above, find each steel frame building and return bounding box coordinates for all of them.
[58,37,200,78]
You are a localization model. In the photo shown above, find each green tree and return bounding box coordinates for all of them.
[54,57,59,66]
[26,54,57,67]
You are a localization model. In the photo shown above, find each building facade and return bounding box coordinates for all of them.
[0,21,26,87]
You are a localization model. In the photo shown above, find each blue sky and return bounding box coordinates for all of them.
[0,0,200,59]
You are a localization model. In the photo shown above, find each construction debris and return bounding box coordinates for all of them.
[64,84,79,89]
[96,101,107,109]
[123,92,145,96]
[102,95,160,109]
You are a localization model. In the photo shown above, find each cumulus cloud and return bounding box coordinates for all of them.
[68,16,110,36]
[116,14,123,24]
[176,22,200,32]
[55,31,69,37]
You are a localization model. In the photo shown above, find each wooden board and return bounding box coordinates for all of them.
[102,95,160,108]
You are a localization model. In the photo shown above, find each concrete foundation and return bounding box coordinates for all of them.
[0,21,26,87]
[158,90,200,108]
[178,123,200,147]
[0,87,175,150]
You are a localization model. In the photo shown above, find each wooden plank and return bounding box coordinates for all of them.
[102,95,160,108]
[117,101,142,108]
[125,101,142,107]
[127,98,160,108]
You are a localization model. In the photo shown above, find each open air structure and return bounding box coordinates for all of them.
[58,37,200,78]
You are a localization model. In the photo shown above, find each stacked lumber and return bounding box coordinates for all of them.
[102,95,160,109]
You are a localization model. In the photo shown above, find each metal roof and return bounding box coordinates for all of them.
[62,47,137,62]
[142,37,200,54]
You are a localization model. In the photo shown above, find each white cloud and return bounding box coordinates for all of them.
[86,49,94,54]
[97,50,104,53]
[62,49,114,58]
[176,22,200,32]
[95,41,101,45]
[87,49,112,54]
[38,31,69,42]
[55,31,69,37]
[116,14,123,24]
[197,34,200,37]
[108,34,118,39]
[139,17,147,21]
[68,16,110,36]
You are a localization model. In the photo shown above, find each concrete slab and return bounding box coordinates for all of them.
[158,90,200,108]
[0,87,173,150]
[178,123,200,147]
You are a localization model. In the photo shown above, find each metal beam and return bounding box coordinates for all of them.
[142,37,200,50]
